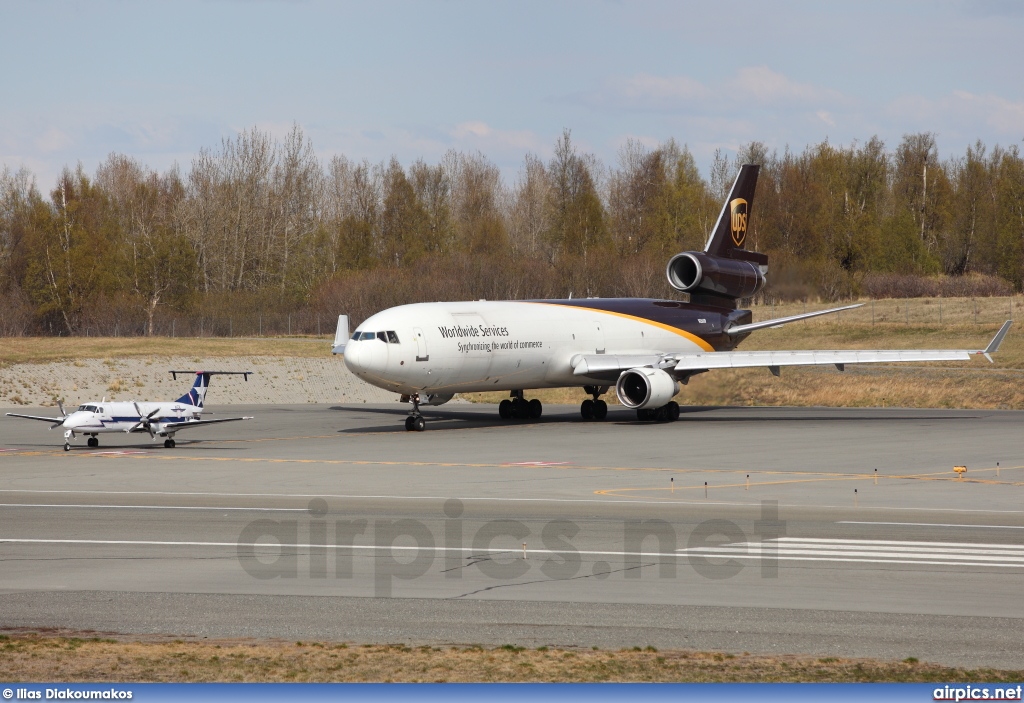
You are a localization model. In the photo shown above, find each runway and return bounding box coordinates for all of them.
[1,402,1023,668]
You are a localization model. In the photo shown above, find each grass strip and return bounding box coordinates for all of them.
[0,635,1020,683]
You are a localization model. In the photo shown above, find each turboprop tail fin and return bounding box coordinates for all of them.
[170,371,252,408]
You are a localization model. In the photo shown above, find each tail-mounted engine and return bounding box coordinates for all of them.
[667,163,767,309]
[615,367,679,410]
[666,251,765,300]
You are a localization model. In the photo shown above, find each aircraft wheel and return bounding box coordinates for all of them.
[636,408,654,421]
[412,416,426,432]
[498,399,512,419]
[528,398,542,419]
[87,437,99,448]
[511,398,528,419]
[666,401,680,421]
[164,439,173,448]
[593,399,608,420]
[405,416,416,431]
[580,399,595,420]
[64,443,70,452]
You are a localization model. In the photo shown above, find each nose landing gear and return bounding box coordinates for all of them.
[402,394,427,431]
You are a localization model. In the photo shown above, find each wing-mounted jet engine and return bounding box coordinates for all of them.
[665,164,767,309]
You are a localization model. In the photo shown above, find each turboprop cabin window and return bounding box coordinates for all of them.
[386,331,400,343]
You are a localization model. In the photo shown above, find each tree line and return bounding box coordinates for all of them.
[1,125,1022,335]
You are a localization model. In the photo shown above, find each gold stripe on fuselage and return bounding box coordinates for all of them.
[525,302,715,352]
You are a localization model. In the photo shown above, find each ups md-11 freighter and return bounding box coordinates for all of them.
[333,164,1010,431]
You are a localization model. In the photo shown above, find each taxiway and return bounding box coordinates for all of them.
[1,403,1022,668]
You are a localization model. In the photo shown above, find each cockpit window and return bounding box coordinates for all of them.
[80,404,97,412]
[78,405,88,411]
[350,331,361,340]
[359,331,376,341]
[376,331,388,342]
[386,331,400,344]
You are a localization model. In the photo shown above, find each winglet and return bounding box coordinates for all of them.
[981,320,1012,362]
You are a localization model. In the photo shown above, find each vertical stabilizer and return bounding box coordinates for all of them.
[704,164,765,264]
[176,372,210,408]
[333,315,349,355]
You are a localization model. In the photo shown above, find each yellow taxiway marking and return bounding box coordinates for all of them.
[4,448,1023,492]
[595,466,1024,497]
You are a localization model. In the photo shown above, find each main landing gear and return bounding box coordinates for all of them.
[87,436,99,448]
[580,385,609,421]
[402,394,427,432]
[636,401,680,423]
[498,391,542,420]
[164,438,177,448]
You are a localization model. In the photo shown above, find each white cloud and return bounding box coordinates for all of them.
[580,66,847,115]
[886,90,1024,139]
[450,121,543,153]
[730,66,842,106]
[35,128,74,153]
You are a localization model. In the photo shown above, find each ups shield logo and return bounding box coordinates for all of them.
[729,198,748,247]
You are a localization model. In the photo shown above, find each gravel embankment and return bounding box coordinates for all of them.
[0,356,399,406]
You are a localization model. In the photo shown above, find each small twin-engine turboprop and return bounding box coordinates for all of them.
[6,371,254,450]
[333,164,1012,431]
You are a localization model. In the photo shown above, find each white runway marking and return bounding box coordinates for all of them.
[839,521,1024,530]
[0,503,307,512]
[679,538,1024,568]
[2,537,1023,569]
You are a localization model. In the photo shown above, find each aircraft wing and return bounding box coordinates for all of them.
[5,413,65,423]
[572,320,1012,379]
[154,416,253,433]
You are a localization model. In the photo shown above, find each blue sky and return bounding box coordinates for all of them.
[1,0,1022,190]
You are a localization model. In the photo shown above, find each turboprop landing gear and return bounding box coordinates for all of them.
[87,437,99,448]
[636,401,680,423]
[164,437,176,448]
[403,394,426,431]
[63,429,75,451]
[499,391,542,420]
[580,385,609,421]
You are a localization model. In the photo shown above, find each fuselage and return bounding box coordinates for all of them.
[343,298,753,395]
[61,401,202,435]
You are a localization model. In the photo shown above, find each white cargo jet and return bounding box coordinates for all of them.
[6,371,253,450]
[332,164,1011,431]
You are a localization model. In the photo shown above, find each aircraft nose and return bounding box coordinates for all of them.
[344,340,387,376]
[344,342,367,374]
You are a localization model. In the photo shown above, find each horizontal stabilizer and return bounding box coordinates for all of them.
[170,371,252,381]
[726,303,863,335]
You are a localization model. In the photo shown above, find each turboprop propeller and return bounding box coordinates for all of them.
[126,402,161,438]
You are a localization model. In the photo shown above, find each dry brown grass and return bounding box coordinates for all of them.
[0,336,332,366]
[0,635,1018,683]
